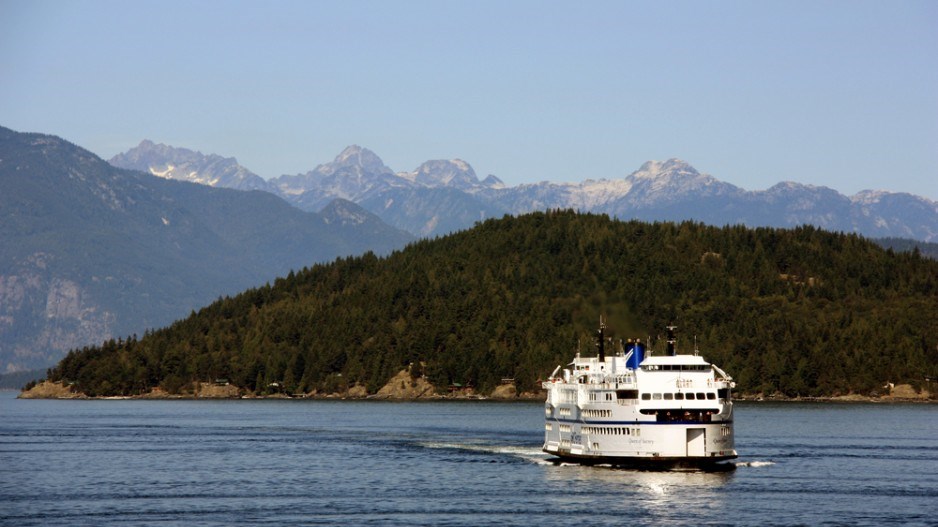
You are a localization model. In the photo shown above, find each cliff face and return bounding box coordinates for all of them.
[1,254,115,373]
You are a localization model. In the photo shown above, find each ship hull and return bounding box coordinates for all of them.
[544,449,737,471]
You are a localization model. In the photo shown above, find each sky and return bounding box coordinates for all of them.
[2,0,937,199]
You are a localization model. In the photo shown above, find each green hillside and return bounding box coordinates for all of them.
[43,212,938,398]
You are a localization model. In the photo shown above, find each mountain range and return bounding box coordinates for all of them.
[112,141,938,242]
[3,125,937,374]
[0,126,413,373]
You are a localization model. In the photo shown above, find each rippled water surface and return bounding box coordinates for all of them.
[1,393,935,526]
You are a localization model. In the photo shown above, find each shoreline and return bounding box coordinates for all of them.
[14,381,935,403]
[733,394,936,404]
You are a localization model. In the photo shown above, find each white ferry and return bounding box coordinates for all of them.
[542,321,737,469]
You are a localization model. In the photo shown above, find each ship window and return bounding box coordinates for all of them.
[641,393,651,400]
[663,393,674,400]
[617,389,638,400]
[652,393,662,400]
[685,393,695,400]
[708,392,717,400]
[696,392,706,399]
[674,392,684,400]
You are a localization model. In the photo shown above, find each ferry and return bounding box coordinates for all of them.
[542,321,737,469]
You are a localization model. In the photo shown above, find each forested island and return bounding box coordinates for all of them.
[25,212,938,400]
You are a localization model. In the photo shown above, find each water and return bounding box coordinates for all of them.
[1,392,935,526]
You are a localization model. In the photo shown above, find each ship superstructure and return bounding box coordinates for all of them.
[542,321,737,468]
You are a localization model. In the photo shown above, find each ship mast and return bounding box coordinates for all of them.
[666,324,677,356]
[597,316,606,362]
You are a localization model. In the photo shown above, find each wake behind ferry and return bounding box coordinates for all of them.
[542,321,737,469]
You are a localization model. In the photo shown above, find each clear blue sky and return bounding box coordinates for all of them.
[2,0,936,199]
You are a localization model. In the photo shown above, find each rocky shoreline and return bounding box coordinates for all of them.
[17,377,933,403]
[16,367,545,402]
[733,383,934,403]
[16,380,543,401]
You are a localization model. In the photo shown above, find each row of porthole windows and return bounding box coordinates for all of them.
[642,392,716,401]
[582,426,641,437]
[583,409,611,418]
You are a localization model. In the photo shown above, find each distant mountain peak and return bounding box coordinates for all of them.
[632,158,700,180]
[851,189,890,205]
[404,159,481,190]
[109,141,270,192]
[769,181,827,192]
[625,158,714,191]
[326,145,393,176]
[619,158,743,207]
[482,174,505,189]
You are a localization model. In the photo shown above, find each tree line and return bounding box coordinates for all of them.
[44,211,938,398]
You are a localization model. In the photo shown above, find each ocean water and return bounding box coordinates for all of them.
[1,392,935,526]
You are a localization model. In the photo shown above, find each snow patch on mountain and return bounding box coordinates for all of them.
[109,141,272,192]
[851,190,889,205]
[150,164,175,179]
[567,178,634,209]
